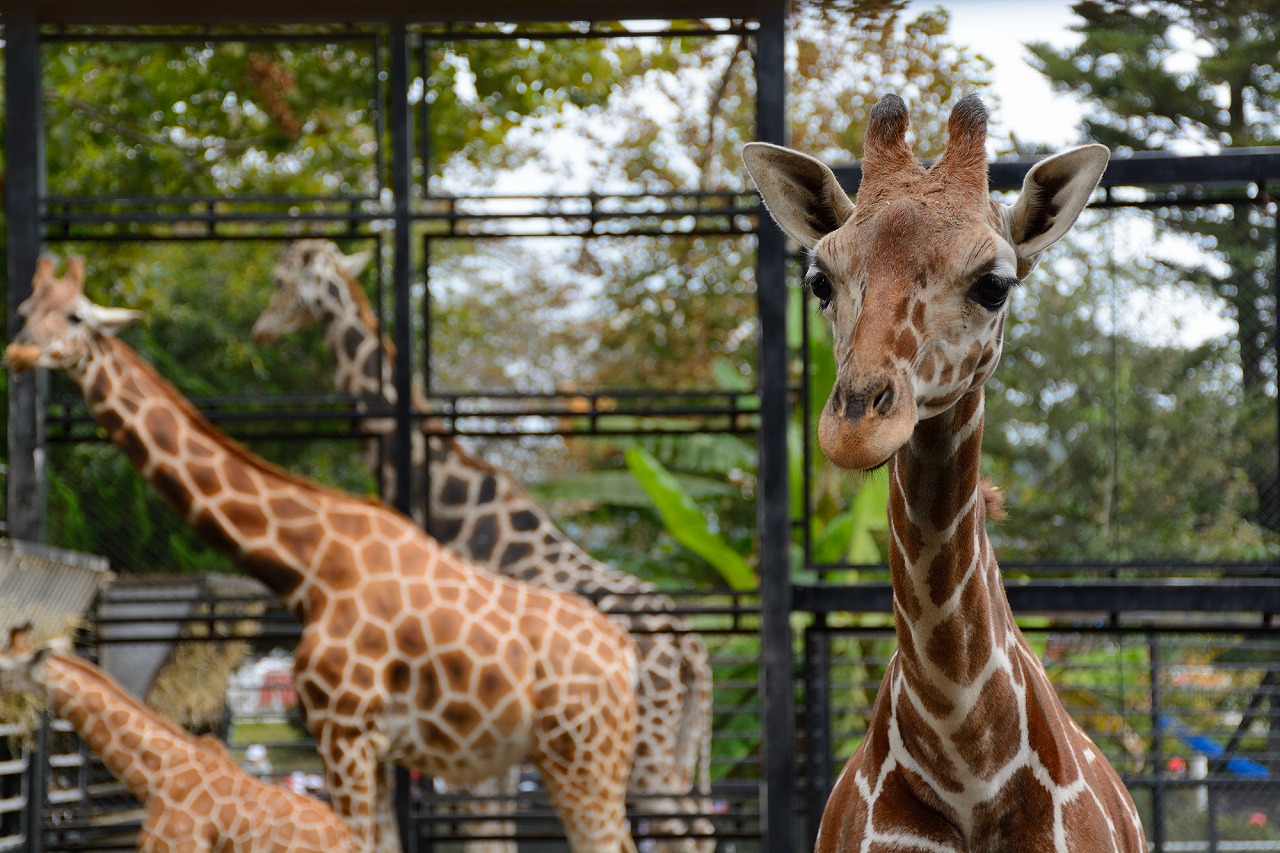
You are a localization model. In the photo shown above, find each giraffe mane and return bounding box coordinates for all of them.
[111,338,390,513]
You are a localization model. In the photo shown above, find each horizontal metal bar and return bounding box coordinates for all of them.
[40,30,377,44]
[417,23,755,41]
[794,579,1280,614]
[832,147,1280,194]
[28,0,761,25]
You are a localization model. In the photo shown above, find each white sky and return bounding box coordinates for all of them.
[909,0,1086,149]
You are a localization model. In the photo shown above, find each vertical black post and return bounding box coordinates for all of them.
[22,713,49,853]
[1148,631,1164,853]
[754,3,793,853]
[801,620,832,850]
[389,21,419,853]
[5,0,48,543]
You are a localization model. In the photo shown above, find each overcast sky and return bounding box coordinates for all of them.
[910,0,1087,148]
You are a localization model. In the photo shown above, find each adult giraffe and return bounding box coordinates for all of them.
[0,627,357,853]
[252,239,715,853]
[744,95,1145,851]
[6,257,640,853]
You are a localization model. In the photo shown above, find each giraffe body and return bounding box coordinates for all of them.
[7,258,641,853]
[0,630,357,853]
[254,239,715,853]
[744,95,1145,852]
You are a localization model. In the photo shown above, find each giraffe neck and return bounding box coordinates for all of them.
[886,389,1022,788]
[427,440,653,598]
[36,652,204,804]
[73,336,340,612]
[320,296,394,406]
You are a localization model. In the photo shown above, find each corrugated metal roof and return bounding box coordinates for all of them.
[0,539,110,645]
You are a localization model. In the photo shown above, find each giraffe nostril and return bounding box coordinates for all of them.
[871,384,894,415]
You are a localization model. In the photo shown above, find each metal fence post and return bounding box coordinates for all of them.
[4,0,48,543]
[1148,630,1164,853]
[388,19,420,853]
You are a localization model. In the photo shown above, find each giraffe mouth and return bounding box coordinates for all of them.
[4,343,43,372]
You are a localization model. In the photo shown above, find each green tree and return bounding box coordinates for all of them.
[1027,0,1280,529]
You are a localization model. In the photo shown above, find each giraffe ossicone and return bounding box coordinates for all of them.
[7,256,642,853]
[746,94,1145,852]
[0,627,358,853]
[253,238,716,853]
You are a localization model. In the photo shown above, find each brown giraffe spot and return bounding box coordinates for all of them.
[119,728,141,750]
[335,688,362,717]
[119,429,150,468]
[360,538,393,569]
[86,369,111,405]
[869,767,963,846]
[144,406,181,456]
[428,517,464,544]
[438,649,474,693]
[192,510,240,556]
[925,606,992,689]
[467,514,500,561]
[327,597,362,640]
[168,766,202,795]
[465,622,500,657]
[385,660,411,693]
[1024,671,1078,786]
[422,720,460,751]
[187,461,220,498]
[441,476,469,506]
[356,622,390,660]
[330,510,373,542]
[394,617,429,658]
[894,688,963,794]
[429,607,464,644]
[276,521,322,566]
[971,766,1056,849]
[96,406,125,439]
[510,509,540,531]
[375,514,403,538]
[241,549,303,599]
[953,666,1021,780]
[267,495,311,519]
[477,474,497,503]
[222,461,255,495]
[475,662,511,705]
[364,578,401,622]
[499,541,535,568]
[222,499,271,539]
[442,699,481,734]
[418,666,441,707]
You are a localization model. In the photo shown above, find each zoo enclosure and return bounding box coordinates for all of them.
[2,2,1280,852]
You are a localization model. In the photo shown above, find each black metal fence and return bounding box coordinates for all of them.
[4,5,1280,853]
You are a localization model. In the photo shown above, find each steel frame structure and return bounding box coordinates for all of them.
[4,2,1280,852]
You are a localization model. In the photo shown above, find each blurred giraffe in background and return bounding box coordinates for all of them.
[253,239,716,853]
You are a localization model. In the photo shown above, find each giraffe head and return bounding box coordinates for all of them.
[0,626,66,695]
[6,257,142,373]
[251,239,374,343]
[744,94,1107,471]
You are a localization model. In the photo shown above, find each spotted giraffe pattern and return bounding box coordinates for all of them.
[744,95,1145,851]
[7,257,641,853]
[0,629,357,853]
[254,239,715,853]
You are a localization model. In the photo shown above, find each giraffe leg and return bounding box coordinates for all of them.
[315,722,387,853]
[627,765,715,853]
[374,761,405,853]
[532,680,638,853]
[436,766,521,853]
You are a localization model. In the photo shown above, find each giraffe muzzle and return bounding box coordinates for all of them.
[817,375,917,471]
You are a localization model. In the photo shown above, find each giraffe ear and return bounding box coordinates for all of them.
[743,142,855,249]
[1007,144,1109,276]
[79,302,143,336]
[339,250,372,280]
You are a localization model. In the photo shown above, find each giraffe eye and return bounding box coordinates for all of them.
[968,273,1016,311]
[803,269,834,309]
